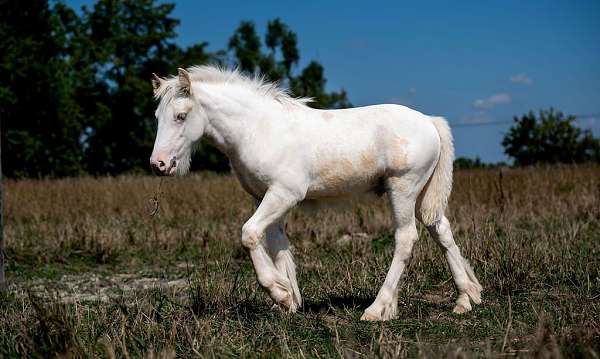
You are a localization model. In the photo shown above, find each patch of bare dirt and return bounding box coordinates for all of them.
[15,264,191,304]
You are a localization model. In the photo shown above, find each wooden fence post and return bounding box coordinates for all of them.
[0,121,5,289]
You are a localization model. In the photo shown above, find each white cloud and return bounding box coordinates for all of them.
[510,73,533,85]
[473,93,511,109]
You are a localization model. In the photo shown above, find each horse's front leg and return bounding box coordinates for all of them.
[241,186,302,312]
[265,219,302,309]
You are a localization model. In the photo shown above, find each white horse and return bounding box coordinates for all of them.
[150,66,482,321]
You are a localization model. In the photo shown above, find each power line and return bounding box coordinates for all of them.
[452,120,513,128]
[451,113,600,128]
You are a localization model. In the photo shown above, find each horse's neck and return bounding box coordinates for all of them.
[198,84,275,156]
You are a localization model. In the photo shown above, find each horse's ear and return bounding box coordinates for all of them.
[151,73,164,95]
[178,67,192,96]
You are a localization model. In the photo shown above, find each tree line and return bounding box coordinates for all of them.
[0,0,350,178]
[1,1,599,178]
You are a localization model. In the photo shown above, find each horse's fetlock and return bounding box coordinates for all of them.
[241,225,262,250]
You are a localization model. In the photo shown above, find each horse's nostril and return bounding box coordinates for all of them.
[158,160,166,168]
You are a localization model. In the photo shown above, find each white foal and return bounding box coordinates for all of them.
[149,65,482,321]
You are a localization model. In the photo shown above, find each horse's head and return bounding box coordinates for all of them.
[150,68,207,176]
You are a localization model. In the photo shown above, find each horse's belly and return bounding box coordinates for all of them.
[304,134,389,199]
[305,161,384,199]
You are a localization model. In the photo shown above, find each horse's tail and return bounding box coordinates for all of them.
[418,116,454,226]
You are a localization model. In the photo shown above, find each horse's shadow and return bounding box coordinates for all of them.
[300,293,452,318]
[301,294,375,314]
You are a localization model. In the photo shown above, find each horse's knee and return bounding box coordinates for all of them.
[394,225,418,258]
[241,223,263,250]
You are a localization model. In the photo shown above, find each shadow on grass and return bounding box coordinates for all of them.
[301,292,455,317]
[302,294,374,314]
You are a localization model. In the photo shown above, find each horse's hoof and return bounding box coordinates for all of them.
[279,293,297,313]
[360,312,380,321]
[361,302,397,321]
[452,304,471,314]
[269,276,298,313]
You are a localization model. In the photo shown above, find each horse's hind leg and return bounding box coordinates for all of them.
[425,216,482,313]
[265,219,302,308]
[361,178,419,321]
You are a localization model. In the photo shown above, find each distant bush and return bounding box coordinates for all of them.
[502,108,600,166]
[454,157,489,170]
[453,157,507,170]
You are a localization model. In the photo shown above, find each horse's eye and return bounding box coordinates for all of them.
[176,113,187,122]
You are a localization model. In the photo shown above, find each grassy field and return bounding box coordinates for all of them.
[1,166,599,357]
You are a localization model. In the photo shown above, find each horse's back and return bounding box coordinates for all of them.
[301,104,441,199]
[305,104,441,169]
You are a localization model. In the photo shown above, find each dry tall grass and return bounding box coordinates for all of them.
[2,165,599,357]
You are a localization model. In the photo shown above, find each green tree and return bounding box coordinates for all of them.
[0,0,85,177]
[79,0,228,175]
[502,108,600,166]
[228,19,351,109]
[1,3,353,177]
[290,61,351,109]
[228,21,263,74]
[77,0,179,174]
[265,19,299,79]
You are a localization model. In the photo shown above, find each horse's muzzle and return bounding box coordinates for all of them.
[150,156,177,176]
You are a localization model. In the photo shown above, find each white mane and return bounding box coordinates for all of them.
[154,65,312,108]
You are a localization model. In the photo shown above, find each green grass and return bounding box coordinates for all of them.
[1,166,599,357]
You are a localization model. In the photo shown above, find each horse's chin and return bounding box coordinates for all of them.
[174,155,191,176]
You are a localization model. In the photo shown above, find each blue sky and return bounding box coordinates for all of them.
[68,0,600,162]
